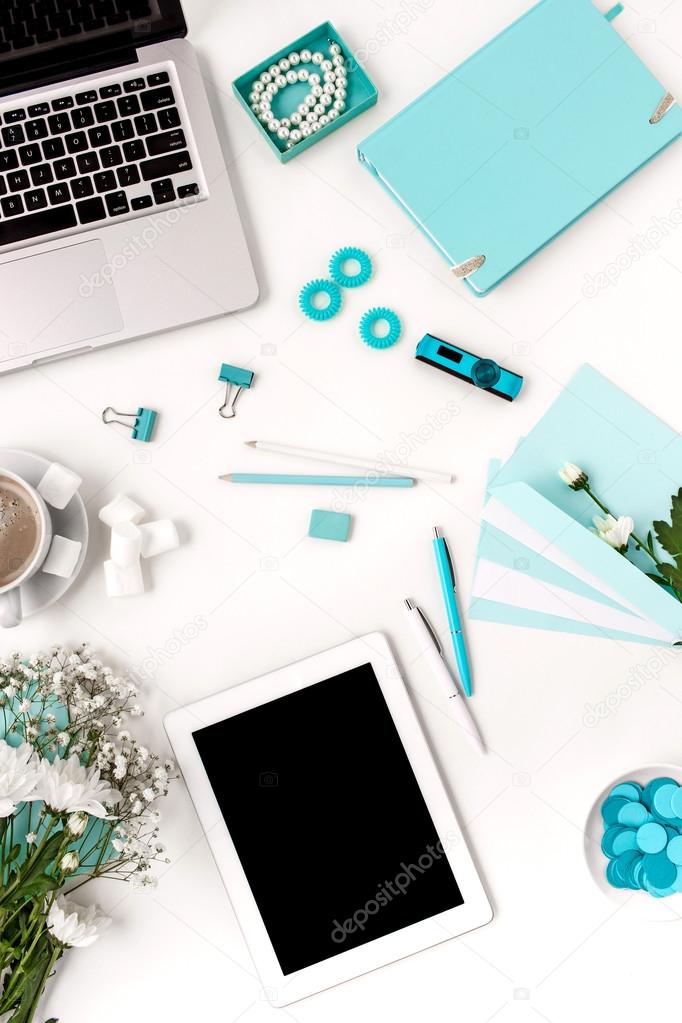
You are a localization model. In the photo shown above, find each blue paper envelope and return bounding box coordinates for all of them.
[358,0,682,295]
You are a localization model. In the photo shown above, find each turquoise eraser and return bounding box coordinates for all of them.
[309,509,351,542]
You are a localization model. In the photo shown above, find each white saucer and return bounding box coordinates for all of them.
[0,448,89,619]
[584,763,682,922]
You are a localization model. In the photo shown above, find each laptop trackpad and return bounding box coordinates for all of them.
[0,240,123,363]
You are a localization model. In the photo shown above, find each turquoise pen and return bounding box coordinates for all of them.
[220,473,414,487]
[432,526,472,697]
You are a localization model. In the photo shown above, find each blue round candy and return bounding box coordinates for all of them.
[610,782,642,801]
[637,822,668,854]
[653,783,679,820]
[667,835,682,865]
[602,796,630,825]
[612,829,638,855]
[670,788,682,819]
[642,777,678,810]
[618,802,648,827]
[602,826,627,858]
[643,851,677,888]
[606,860,627,889]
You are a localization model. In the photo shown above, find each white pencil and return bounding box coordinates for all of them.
[244,441,453,484]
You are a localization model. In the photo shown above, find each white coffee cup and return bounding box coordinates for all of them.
[0,469,53,628]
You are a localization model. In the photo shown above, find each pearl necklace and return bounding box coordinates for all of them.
[248,40,348,150]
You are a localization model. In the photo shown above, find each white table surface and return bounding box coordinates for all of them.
[3,0,682,1019]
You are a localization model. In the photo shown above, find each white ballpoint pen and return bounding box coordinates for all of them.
[403,598,485,754]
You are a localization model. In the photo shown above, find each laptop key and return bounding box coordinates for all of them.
[0,203,77,245]
[106,190,129,217]
[30,164,54,186]
[8,170,29,192]
[66,131,88,153]
[47,113,70,134]
[28,103,50,117]
[147,71,169,87]
[112,119,134,142]
[1,195,25,217]
[25,118,48,141]
[76,90,98,105]
[134,113,157,136]
[100,145,122,168]
[0,152,19,172]
[88,126,112,148]
[71,176,94,200]
[94,170,116,192]
[54,158,77,180]
[71,107,94,129]
[178,183,199,199]
[42,138,65,160]
[124,78,146,92]
[52,96,74,110]
[117,164,140,188]
[157,107,181,130]
[146,129,185,156]
[2,125,25,146]
[123,139,145,162]
[77,152,99,174]
[19,144,42,166]
[25,188,47,211]
[94,101,117,123]
[100,84,122,98]
[140,151,192,181]
[76,196,106,225]
[4,109,26,123]
[0,177,6,197]
[48,183,70,205]
[131,194,153,210]
[117,95,140,117]
[141,86,175,111]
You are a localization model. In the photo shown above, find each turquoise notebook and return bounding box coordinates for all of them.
[357,0,682,295]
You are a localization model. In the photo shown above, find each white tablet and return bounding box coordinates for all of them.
[164,633,492,1005]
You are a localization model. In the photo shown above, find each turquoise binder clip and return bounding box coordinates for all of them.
[102,406,158,442]
[218,363,254,419]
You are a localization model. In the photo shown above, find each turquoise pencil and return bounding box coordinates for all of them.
[219,473,414,487]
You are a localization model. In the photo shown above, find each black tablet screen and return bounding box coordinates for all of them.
[192,662,464,975]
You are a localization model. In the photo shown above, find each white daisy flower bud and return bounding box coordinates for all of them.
[558,462,588,490]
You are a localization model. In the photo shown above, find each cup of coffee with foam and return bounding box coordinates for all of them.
[0,469,52,628]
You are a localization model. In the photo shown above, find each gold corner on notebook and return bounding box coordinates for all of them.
[451,255,486,279]
[650,92,675,124]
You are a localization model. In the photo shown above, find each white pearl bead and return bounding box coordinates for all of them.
[329,42,341,56]
[320,93,332,107]
[312,51,324,64]
[332,55,345,69]
[308,73,321,86]
[286,70,298,84]
[259,71,272,84]
[290,128,302,142]
[280,117,291,128]
[305,111,318,123]
[266,82,278,96]
[277,126,289,139]
[319,113,329,126]
[311,84,323,98]
[258,111,270,122]
[300,49,312,63]
[250,102,260,113]
[297,102,309,116]
[259,96,270,108]
[323,72,336,84]
[300,122,311,137]
[249,91,259,104]
[253,80,264,93]
[267,118,280,131]
[321,59,333,72]
[323,82,335,95]
[334,67,347,81]
[288,51,300,66]
[275,74,286,88]
[335,87,346,101]
[297,68,309,82]
[311,121,321,132]
[279,57,290,72]
[290,112,302,125]
[332,99,345,112]
[328,108,339,120]
[303,93,314,107]
[286,140,294,150]
[314,102,325,115]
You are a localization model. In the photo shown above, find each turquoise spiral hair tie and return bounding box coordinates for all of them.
[298,279,342,321]
[359,307,402,349]
[328,246,373,289]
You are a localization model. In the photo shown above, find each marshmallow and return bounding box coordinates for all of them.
[103,558,144,597]
[110,521,142,566]
[99,494,145,528]
[139,519,179,558]
[42,535,82,578]
[37,462,82,510]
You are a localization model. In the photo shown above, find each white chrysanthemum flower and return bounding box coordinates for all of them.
[0,740,42,817]
[34,754,122,818]
[593,513,634,553]
[59,851,79,873]
[46,895,111,948]
[66,810,88,837]
[558,462,588,490]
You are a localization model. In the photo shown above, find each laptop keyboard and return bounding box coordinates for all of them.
[0,64,206,250]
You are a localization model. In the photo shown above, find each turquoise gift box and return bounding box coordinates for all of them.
[233,22,378,164]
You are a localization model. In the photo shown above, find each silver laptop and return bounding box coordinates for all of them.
[0,0,258,373]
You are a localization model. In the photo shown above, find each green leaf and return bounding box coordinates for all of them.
[0,832,64,908]
[654,562,682,592]
[653,488,682,568]
[7,937,54,1023]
